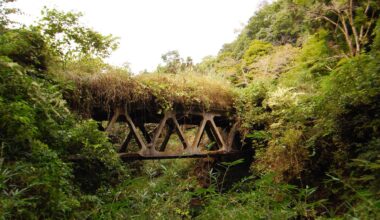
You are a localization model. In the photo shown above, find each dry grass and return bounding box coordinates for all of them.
[136,71,236,111]
[63,68,152,117]
[63,68,236,116]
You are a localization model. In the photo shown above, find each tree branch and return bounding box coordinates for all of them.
[365,0,370,14]
[363,10,376,40]
[347,0,360,54]
[339,13,355,56]
[316,13,344,33]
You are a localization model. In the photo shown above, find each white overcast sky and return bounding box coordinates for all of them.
[11,0,267,73]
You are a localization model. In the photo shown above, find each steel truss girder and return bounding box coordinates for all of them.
[105,108,239,159]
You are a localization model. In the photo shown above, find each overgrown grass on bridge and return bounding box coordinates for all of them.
[64,68,236,117]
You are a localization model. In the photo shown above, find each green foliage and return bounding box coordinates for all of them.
[317,54,380,184]
[235,81,271,133]
[278,29,335,89]
[242,40,273,65]
[36,8,119,62]
[371,19,380,54]
[1,0,380,219]
[0,29,48,71]
[0,60,80,217]
[197,174,322,219]
[196,55,217,74]
[0,27,126,218]
[220,0,306,62]
[302,0,380,56]
[246,0,306,45]
[0,0,18,32]
[245,44,300,81]
[320,54,380,117]
[86,159,197,219]
[157,50,194,74]
[223,2,380,217]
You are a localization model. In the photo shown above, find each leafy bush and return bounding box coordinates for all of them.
[0,29,126,218]
[242,40,273,65]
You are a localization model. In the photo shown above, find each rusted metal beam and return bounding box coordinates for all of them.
[137,123,152,143]
[103,108,240,160]
[169,116,189,149]
[105,108,121,132]
[192,117,207,152]
[118,131,133,153]
[119,150,243,160]
[151,113,169,147]
[124,111,147,151]
[208,118,226,151]
[159,125,174,152]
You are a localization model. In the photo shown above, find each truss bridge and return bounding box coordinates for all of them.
[97,107,241,160]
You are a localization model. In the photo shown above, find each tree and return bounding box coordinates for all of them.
[185,56,193,69]
[160,50,182,74]
[35,8,119,63]
[0,0,18,32]
[159,50,189,74]
[310,0,379,56]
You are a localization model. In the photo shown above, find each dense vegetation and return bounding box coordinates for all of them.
[1,0,379,219]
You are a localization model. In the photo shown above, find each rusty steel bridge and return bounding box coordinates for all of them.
[94,106,242,160]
